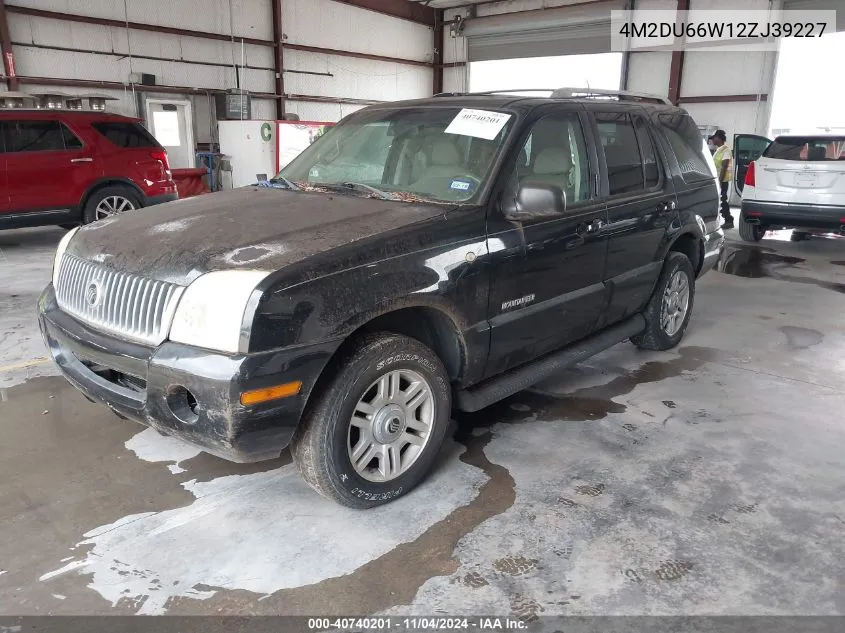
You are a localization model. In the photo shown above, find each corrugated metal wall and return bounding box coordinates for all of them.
[6,0,435,128]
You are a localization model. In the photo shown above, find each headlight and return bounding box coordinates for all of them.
[168,270,271,353]
[52,227,80,287]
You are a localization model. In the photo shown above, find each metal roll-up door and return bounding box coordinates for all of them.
[782,0,844,31]
[464,0,625,62]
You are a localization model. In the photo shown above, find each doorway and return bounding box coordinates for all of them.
[769,31,845,136]
[469,53,624,94]
[145,99,195,169]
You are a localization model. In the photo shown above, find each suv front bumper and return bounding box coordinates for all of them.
[38,285,340,463]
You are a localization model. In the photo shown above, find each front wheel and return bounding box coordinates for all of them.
[738,212,765,242]
[291,333,451,508]
[632,252,696,351]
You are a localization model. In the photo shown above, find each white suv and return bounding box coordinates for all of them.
[735,134,845,242]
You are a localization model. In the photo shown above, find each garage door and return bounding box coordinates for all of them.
[464,0,625,61]
[783,0,844,31]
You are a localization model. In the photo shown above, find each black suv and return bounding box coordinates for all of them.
[39,89,724,507]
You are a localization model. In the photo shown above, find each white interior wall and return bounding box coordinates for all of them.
[7,0,435,128]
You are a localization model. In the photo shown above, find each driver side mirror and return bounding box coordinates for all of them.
[502,180,567,222]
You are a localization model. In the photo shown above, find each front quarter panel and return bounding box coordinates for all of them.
[247,208,491,385]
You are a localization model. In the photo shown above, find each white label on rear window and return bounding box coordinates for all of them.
[445,109,511,140]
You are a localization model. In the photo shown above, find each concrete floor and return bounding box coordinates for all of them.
[1,226,844,618]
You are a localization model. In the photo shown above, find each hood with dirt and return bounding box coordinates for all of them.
[67,188,449,285]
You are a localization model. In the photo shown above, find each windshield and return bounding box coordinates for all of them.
[278,106,515,203]
[764,136,845,161]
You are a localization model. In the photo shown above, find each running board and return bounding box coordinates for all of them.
[455,315,646,413]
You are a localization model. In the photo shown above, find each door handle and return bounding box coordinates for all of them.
[657,200,677,214]
[70,158,94,163]
[577,218,605,236]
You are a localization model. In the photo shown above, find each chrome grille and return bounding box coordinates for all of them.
[55,253,185,346]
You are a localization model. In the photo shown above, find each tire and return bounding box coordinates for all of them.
[291,333,452,508]
[631,252,696,351]
[790,231,811,242]
[82,186,141,224]
[738,212,765,242]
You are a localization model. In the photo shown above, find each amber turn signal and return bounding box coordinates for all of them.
[240,381,302,406]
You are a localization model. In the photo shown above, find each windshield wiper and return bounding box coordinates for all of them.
[322,182,395,200]
[266,176,301,191]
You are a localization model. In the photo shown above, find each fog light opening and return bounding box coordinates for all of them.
[166,385,200,424]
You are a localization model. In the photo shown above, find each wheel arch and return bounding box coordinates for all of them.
[80,178,146,211]
[299,305,468,420]
[667,231,704,276]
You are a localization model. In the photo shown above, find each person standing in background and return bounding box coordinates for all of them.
[710,130,734,229]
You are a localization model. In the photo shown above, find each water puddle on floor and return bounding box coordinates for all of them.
[719,245,845,293]
[719,245,805,278]
[455,346,719,429]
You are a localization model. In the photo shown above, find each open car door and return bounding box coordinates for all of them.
[734,133,771,196]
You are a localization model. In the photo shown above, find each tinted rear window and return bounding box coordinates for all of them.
[658,113,716,183]
[92,122,160,148]
[764,136,845,161]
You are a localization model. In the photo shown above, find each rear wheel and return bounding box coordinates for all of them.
[82,186,141,224]
[632,252,695,351]
[790,230,811,242]
[291,333,451,508]
[738,212,765,242]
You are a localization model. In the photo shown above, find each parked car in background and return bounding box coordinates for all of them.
[736,133,845,242]
[39,89,723,508]
[0,110,177,230]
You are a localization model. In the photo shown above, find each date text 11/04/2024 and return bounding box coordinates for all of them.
[618,21,828,38]
[307,617,530,631]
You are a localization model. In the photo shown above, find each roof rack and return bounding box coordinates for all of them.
[550,87,673,105]
[433,89,554,97]
[433,87,673,106]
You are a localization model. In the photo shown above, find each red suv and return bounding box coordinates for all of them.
[1,110,178,229]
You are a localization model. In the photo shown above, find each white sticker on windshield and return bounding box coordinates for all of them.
[445,109,511,140]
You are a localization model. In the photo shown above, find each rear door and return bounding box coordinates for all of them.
[752,136,845,206]
[4,119,101,213]
[734,133,771,196]
[593,107,678,327]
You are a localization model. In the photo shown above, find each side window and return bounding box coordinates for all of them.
[634,119,660,188]
[658,113,714,183]
[92,122,160,148]
[507,112,592,206]
[595,112,645,195]
[3,120,69,153]
[61,124,83,150]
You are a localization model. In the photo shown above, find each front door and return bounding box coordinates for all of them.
[2,119,100,214]
[485,107,609,378]
[593,108,678,326]
[145,100,194,169]
[734,133,771,196]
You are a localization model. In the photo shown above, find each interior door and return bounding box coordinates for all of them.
[145,100,194,169]
[3,119,101,213]
[485,107,609,378]
[734,133,771,196]
[594,109,678,327]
